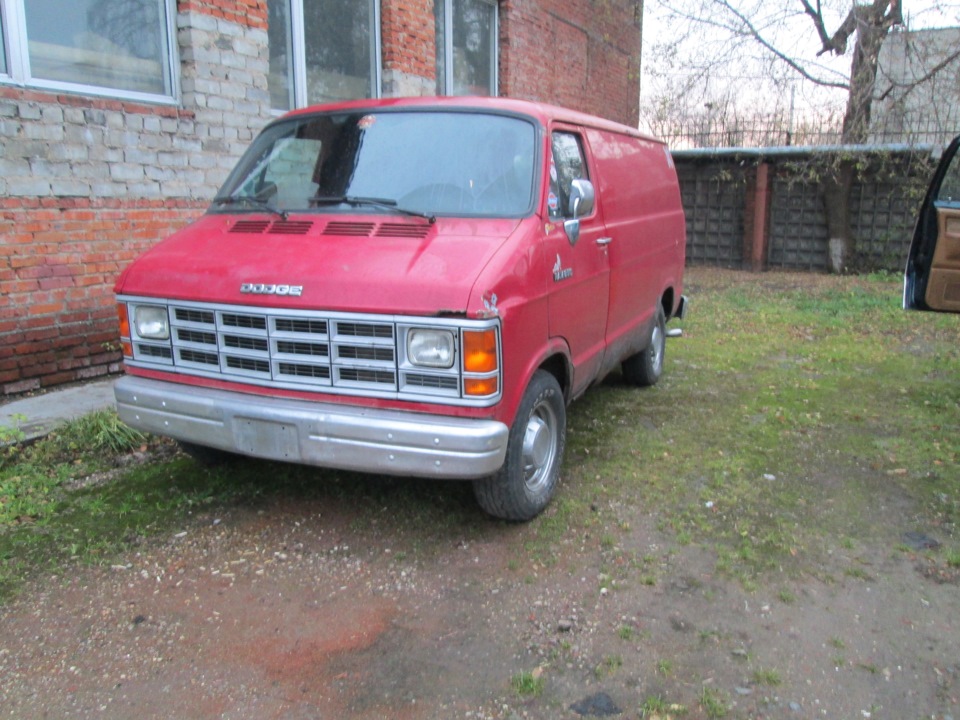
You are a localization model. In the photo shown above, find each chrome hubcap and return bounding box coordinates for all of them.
[649,324,663,373]
[521,402,558,493]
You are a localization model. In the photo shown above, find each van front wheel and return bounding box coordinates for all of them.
[622,305,665,387]
[473,370,566,521]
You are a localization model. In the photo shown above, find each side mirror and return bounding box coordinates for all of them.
[564,178,595,245]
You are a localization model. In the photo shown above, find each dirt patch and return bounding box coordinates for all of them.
[2,483,959,719]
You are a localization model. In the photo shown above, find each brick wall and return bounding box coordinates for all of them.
[1,0,642,395]
[382,0,436,97]
[1,4,271,395]
[500,0,641,126]
[0,199,200,393]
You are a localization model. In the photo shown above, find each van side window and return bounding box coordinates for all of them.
[549,132,589,220]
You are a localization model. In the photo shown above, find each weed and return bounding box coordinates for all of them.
[641,695,669,715]
[656,658,673,676]
[641,695,687,718]
[844,567,872,581]
[699,687,729,718]
[511,670,544,697]
[594,654,622,679]
[752,668,782,686]
[829,637,846,650]
[0,414,27,445]
[778,589,796,604]
[53,410,145,455]
[618,625,635,641]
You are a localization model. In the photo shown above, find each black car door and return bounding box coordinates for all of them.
[905,135,960,312]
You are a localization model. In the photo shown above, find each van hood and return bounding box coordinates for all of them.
[115,214,523,315]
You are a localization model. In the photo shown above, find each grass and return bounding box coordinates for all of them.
[510,670,545,697]
[751,667,782,686]
[1,269,959,600]
[641,695,687,718]
[594,654,623,679]
[699,687,730,718]
[558,268,960,583]
[0,410,490,600]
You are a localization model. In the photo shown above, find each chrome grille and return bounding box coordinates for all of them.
[175,308,214,324]
[275,318,327,334]
[123,298,500,405]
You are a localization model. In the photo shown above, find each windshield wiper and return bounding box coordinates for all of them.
[211,194,288,220]
[310,195,436,224]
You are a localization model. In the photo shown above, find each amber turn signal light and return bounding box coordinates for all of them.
[464,376,499,397]
[462,329,498,374]
[117,304,130,337]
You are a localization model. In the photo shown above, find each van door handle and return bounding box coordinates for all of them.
[597,237,613,246]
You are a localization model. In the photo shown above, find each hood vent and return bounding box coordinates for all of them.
[229,219,432,238]
[376,223,432,239]
[229,219,314,235]
[323,221,376,237]
[269,220,313,235]
[229,220,271,234]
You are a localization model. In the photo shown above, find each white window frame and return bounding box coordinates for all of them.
[436,0,499,97]
[274,0,382,113]
[0,0,179,105]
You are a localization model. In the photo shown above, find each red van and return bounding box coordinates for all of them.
[114,97,686,520]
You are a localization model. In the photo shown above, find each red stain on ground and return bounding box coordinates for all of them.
[214,592,398,714]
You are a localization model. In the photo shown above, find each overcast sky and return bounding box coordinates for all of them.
[639,1,960,125]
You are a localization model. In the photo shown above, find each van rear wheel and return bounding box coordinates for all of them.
[473,370,565,521]
[622,305,665,387]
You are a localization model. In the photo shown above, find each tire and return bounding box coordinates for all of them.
[473,370,566,521]
[622,305,666,387]
[177,440,234,467]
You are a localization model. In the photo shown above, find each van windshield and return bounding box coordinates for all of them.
[214,110,538,218]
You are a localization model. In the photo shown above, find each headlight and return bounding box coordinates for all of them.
[134,305,170,340]
[407,329,455,368]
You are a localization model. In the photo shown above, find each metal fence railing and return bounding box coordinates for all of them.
[650,115,956,152]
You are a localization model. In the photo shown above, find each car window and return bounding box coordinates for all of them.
[936,150,960,205]
[549,132,588,220]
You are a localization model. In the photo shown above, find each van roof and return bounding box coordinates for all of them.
[281,96,664,145]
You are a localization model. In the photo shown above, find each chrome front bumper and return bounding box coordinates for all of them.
[115,375,509,479]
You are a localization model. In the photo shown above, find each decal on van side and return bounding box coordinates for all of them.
[553,254,573,282]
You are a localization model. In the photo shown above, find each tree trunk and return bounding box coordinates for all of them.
[819,1,898,272]
[822,160,855,273]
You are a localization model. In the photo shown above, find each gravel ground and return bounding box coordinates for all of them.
[2,482,959,720]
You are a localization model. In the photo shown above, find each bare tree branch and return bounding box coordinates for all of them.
[711,0,849,89]
[800,0,832,50]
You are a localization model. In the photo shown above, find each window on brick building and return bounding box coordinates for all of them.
[0,11,6,75]
[0,0,176,101]
[268,0,381,112]
[435,0,497,96]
